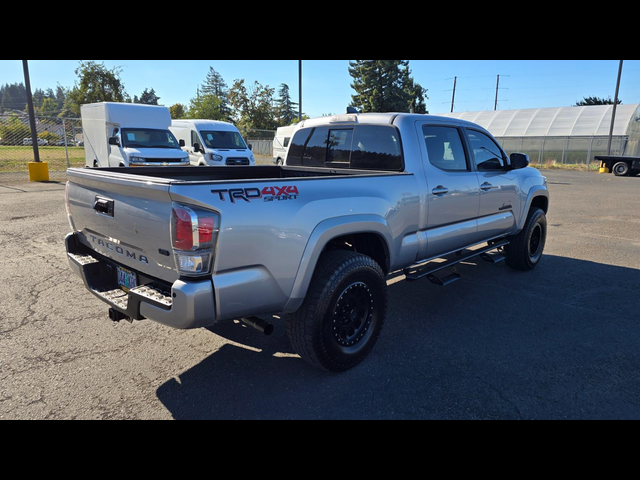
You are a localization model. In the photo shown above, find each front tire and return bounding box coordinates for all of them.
[506,208,547,271]
[286,250,388,372]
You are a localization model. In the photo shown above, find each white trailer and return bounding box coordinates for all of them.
[81,102,189,168]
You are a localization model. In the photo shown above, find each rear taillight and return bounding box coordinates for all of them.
[171,203,220,276]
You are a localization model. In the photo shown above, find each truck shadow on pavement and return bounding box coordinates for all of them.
[156,254,640,420]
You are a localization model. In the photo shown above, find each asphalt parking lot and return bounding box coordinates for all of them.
[1,170,639,420]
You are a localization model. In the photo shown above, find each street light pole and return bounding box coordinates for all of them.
[298,60,302,122]
[607,60,624,155]
[22,60,40,163]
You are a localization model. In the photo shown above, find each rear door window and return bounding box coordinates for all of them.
[351,125,403,171]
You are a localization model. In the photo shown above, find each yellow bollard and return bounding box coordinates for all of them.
[28,161,50,182]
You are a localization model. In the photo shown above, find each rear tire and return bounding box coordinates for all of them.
[506,208,547,271]
[286,250,387,372]
[613,161,630,177]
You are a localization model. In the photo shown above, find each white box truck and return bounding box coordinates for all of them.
[81,102,190,168]
[170,119,255,166]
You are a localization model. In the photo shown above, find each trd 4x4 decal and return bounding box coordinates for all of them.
[211,186,299,203]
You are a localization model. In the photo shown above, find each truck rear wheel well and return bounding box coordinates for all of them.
[323,232,390,275]
[530,196,548,214]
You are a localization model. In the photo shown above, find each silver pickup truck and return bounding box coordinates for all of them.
[65,112,549,372]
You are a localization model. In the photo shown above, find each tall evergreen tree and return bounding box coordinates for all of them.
[0,83,27,111]
[200,67,232,121]
[574,96,622,106]
[136,88,161,105]
[275,83,299,126]
[348,60,427,114]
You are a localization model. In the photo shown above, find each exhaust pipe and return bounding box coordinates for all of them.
[241,316,274,336]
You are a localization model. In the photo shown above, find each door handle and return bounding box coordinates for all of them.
[480,182,493,191]
[432,186,449,196]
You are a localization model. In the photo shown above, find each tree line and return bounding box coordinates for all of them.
[0,61,303,134]
[2,61,624,132]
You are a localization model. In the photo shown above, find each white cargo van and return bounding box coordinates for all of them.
[81,102,190,168]
[170,119,255,166]
[272,124,298,165]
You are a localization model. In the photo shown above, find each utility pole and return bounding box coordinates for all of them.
[450,77,457,113]
[494,75,500,111]
[607,60,624,155]
[298,60,302,122]
[22,60,40,163]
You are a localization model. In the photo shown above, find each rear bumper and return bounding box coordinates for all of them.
[65,232,216,330]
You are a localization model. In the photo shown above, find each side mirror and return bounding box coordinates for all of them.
[248,143,253,151]
[193,142,201,153]
[179,139,185,147]
[510,152,530,170]
[108,137,120,146]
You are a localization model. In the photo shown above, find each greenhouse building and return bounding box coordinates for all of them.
[438,104,640,166]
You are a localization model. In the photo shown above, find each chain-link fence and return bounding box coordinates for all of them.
[245,129,275,157]
[0,115,276,181]
[0,113,84,183]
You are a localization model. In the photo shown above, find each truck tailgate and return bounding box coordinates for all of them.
[66,169,179,284]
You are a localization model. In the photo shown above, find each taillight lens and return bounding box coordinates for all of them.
[171,203,220,276]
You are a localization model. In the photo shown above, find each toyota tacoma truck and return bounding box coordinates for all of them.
[65,112,549,372]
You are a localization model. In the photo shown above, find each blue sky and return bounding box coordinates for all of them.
[1,60,639,117]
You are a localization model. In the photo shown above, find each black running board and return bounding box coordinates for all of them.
[403,240,509,284]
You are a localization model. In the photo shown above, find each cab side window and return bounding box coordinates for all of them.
[287,128,312,166]
[191,130,201,148]
[303,127,330,167]
[423,126,469,172]
[467,130,506,171]
[286,127,329,167]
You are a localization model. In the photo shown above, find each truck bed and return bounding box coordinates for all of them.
[82,165,406,183]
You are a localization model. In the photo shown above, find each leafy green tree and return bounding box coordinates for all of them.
[39,130,59,143]
[0,116,30,145]
[348,60,427,114]
[38,97,59,117]
[187,94,224,120]
[169,103,187,119]
[228,79,277,132]
[275,83,299,126]
[575,96,622,106]
[63,61,127,117]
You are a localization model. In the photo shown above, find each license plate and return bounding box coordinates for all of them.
[117,266,137,292]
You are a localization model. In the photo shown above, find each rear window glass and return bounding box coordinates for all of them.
[286,125,403,171]
[351,126,403,171]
